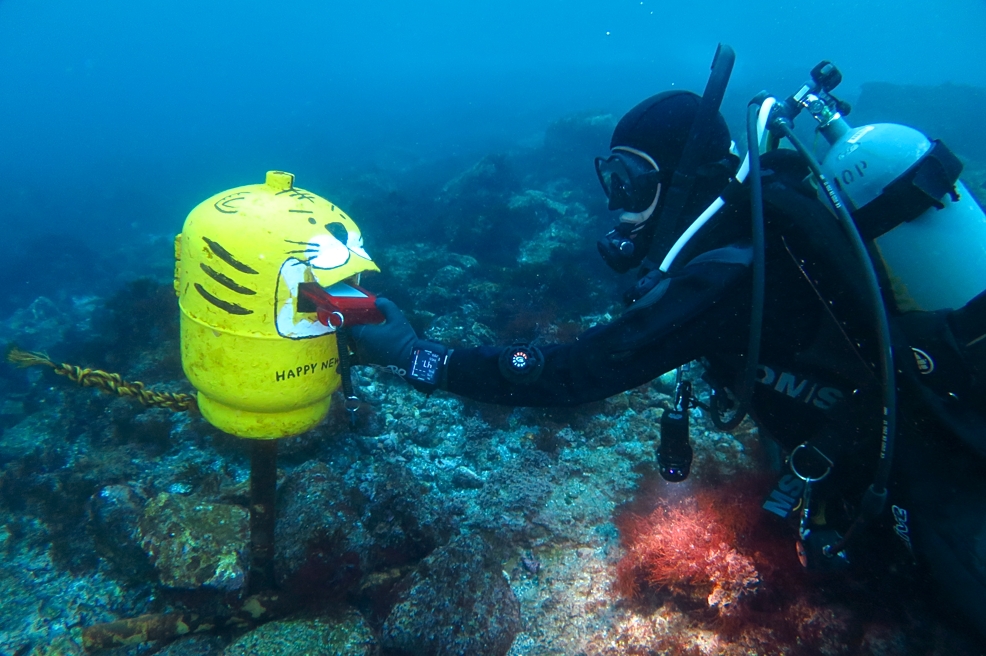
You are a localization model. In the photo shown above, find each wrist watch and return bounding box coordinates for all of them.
[407,342,451,391]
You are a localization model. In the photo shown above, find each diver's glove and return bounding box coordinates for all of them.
[349,298,450,392]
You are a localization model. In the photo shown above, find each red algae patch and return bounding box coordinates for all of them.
[613,474,786,618]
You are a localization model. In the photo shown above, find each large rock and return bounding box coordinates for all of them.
[138,492,249,591]
[275,459,456,608]
[273,461,368,595]
[381,533,521,656]
[222,609,376,656]
[0,407,69,465]
[88,483,151,578]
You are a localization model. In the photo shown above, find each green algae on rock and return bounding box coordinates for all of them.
[138,493,249,591]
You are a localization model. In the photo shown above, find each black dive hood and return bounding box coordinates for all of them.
[642,44,735,271]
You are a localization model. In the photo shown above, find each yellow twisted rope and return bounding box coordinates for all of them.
[6,346,197,412]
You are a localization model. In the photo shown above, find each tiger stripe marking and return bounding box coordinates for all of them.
[202,237,259,275]
[199,263,256,296]
[194,283,253,315]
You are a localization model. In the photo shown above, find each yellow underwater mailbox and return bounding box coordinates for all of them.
[174,171,379,439]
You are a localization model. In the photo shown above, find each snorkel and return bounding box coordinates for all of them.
[641,44,737,274]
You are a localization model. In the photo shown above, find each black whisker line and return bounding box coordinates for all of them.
[285,239,319,246]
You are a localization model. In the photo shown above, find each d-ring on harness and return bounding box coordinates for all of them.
[788,443,846,567]
[789,443,832,539]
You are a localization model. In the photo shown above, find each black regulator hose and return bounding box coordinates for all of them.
[772,118,895,553]
[738,100,767,418]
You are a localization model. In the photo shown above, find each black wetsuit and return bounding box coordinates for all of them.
[444,149,986,635]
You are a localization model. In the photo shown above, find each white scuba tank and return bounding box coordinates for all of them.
[819,122,986,312]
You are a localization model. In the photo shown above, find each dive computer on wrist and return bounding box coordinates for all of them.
[407,343,450,391]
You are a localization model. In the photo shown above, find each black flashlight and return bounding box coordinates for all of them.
[658,377,693,482]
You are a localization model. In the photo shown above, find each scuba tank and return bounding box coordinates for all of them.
[789,63,986,313]
[750,61,986,567]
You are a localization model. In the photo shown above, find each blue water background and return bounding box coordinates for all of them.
[1,0,984,260]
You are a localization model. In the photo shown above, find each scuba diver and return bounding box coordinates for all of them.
[350,46,986,636]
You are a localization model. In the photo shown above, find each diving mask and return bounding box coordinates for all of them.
[594,146,661,213]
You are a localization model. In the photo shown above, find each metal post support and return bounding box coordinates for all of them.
[249,439,278,593]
